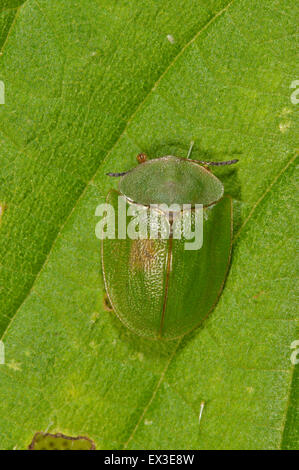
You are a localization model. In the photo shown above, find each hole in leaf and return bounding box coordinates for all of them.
[28,432,96,450]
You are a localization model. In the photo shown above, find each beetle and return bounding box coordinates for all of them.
[101,149,238,340]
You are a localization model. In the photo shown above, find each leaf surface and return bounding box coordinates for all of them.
[0,0,298,449]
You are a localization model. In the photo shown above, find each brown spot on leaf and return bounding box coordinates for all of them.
[28,432,95,450]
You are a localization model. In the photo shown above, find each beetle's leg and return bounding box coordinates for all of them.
[107,152,149,176]
[137,153,147,164]
[186,140,195,159]
[106,171,129,177]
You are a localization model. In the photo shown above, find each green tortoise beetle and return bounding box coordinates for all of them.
[102,147,238,340]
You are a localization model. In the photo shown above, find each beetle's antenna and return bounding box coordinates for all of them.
[186,140,195,159]
[191,158,239,166]
[106,171,129,177]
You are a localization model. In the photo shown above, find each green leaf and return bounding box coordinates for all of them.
[0,0,298,450]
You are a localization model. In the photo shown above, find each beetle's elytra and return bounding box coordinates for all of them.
[102,153,236,340]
